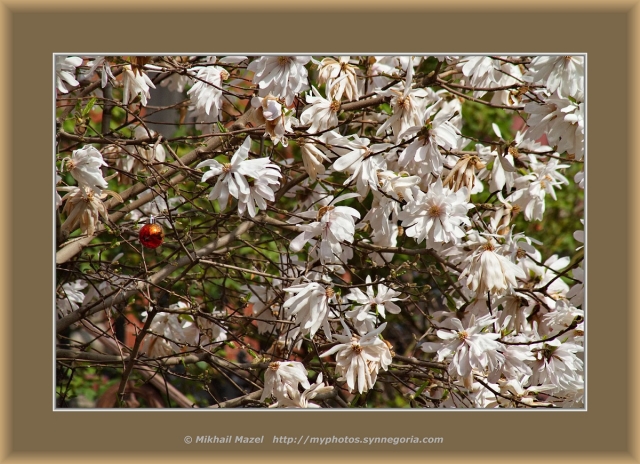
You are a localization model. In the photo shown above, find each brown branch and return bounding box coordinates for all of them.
[64,323,198,408]
[436,77,525,111]
[339,95,390,112]
[56,216,257,333]
[499,319,580,346]
[208,390,263,408]
[55,108,259,265]
[56,349,129,363]
[392,354,446,370]
[116,302,157,407]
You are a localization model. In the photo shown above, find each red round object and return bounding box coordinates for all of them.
[139,223,164,249]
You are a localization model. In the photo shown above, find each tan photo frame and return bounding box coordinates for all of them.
[2,1,638,462]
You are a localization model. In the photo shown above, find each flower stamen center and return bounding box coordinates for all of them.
[317,205,335,221]
[481,242,496,252]
[268,361,280,371]
[427,205,442,218]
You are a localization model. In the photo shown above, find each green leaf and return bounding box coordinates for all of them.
[81,97,98,117]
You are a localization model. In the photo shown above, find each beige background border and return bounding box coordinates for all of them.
[0,1,637,462]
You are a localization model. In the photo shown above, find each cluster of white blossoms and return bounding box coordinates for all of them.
[57,145,123,239]
[140,302,227,358]
[56,55,584,409]
[321,322,393,394]
[261,361,333,408]
[196,136,282,218]
[288,193,361,268]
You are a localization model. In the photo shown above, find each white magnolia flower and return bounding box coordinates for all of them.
[331,135,392,197]
[367,56,418,90]
[102,144,136,184]
[377,170,420,203]
[261,361,311,402]
[397,101,460,176]
[523,93,584,159]
[345,276,402,322]
[58,186,110,238]
[268,112,298,147]
[81,56,115,88]
[541,298,583,333]
[510,155,569,221]
[362,192,399,243]
[530,338,584,393]
[349,310,380,336]
[317,56,360,102]
[398,178,472,248]
[460,237,526,296]
[289,193,361,266]
[299,139,333,181]
[489,61,525,107]
[488,379,556,408]
[63,145,109,194]
[187,60,230,120]
[566,265,584,307]
[376,61,433,142]
[501,228,541,263]
[299,86,340,134]
[196,137,281,217]
[189,105,221,133]
[270,373,333,408]
[174,301,228,347]
[482,193,520,237]
[526,55,584,100]
[574,220,585,249]
[479,123,548,194]
[321,322,393,394]
[122,64,155,106]
[494,294,535,334]
[239,166,282,218]
[457,56,504,98]
[282,281,336,340]
[442,154,486,198]
[455,378,500,409]
[248,56,310,106]
[134,125,166,162]
[56,280,87,317]
[492,342,535,382]
[251,94,298,146]
[514,253,571,321]
[368,225,400,268]
[556,388,584,408]
[140,312,189,357]
[421,314,504,388]
[251,94,283,121]
[56,56,83,93]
